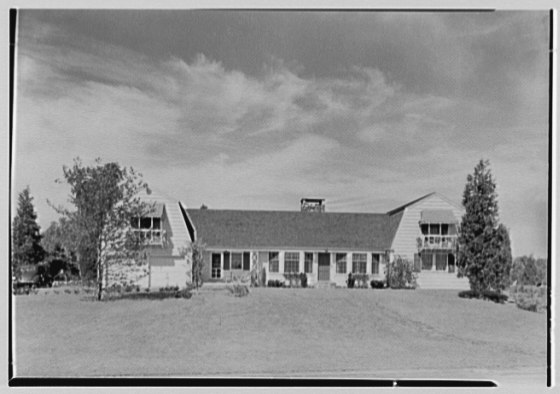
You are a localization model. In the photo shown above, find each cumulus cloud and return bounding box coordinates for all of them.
[14,12,550,257]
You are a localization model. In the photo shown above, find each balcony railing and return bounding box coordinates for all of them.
[421,235,457,250]
[134,229,166,246]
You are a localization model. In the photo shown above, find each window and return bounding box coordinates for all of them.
[441,224,449,235]
[304,253,313,273]
[284,252,300,273]
[372,253,380,274]
[421,252,433,270]
[429,224,440,235]
[131,216,164,244]
[352,254,367,274]
[269,252,279,273]
[336,253,347,274]
[223,252,230,270]
[231,253,242,270]
[420,224,429,235]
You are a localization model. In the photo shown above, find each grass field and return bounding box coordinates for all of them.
[13,287,546,379]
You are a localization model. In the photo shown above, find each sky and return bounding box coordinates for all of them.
[13,10,550,257]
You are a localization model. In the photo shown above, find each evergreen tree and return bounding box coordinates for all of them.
[12,187,45,272]
[457,160,512,293]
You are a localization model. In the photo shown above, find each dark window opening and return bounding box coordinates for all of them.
[304,253,313,273]
[372,253,380,274]
[269,252,279,273]
[231,253,242,270]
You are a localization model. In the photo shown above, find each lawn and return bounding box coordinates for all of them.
[13,287,547,379]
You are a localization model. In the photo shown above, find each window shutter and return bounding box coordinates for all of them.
[243,252,250,271]
[223,252,230,270]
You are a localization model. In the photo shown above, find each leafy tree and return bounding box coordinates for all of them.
[41,219,80,280]
[184,238,206,291]
[52,158,152,300]
[457,160,512,293]
[511,255,547,286]
[12,187,45,273]
[385,255,417,289]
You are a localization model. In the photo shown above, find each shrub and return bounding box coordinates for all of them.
[227,283,250,297]
[370,279,385,289]
[300,272,308,288]
[251,271,259,287]
[108,287,192,301]
[346,273,355,288]
[386,255,417,289]
[267,279,285,288]
[458,289,508,304]
[458,290,478,299]
[283,272,300,287]
[267,279,284,287]
[510,285,546,313]
[353,273,370,288]
[481,290,508,303]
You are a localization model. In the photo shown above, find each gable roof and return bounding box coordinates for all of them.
[386,192,436,216]
[186,209,398,251]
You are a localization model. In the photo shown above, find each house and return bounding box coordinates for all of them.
[108,190,193,290]
[182,192,469,290]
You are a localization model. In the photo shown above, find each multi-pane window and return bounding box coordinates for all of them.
[131,216,163,244]
[231,253,243,270]
[336,253,347,274]
[284,252,300,273]
[269,252,279,273]
[304,252,313,273]
[422,223,456,236]
[352,254,367,274]
[372,253,380,274]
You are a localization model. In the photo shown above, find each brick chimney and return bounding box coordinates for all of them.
[301,198,325,212]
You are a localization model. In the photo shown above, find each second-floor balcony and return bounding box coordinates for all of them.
[134,228,167,246]
[420,235,457,250]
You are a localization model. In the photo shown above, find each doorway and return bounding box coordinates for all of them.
[318,253,330,281]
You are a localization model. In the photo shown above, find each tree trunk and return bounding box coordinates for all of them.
[97,261,102,301]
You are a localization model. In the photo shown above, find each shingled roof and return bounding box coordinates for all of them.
[185,208,403,251]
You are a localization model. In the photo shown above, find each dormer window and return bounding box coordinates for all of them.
[131,203,166,246]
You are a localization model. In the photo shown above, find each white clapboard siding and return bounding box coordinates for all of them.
[390,193,464,261]
[110,189,192,289]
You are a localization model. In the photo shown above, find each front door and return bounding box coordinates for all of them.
[211,253,221,279]
[318,253,330,281]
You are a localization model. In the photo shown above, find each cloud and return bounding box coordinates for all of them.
[14,12,550,257]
